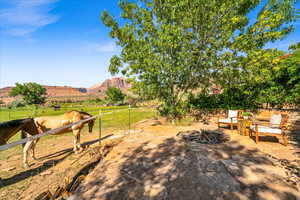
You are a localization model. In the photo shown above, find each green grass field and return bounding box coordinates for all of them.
[0,105,131,122]
[0,105,157,160]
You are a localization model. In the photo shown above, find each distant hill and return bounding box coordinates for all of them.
[0,77,131,104]
[88,77,131,95]
[0,86,87,98]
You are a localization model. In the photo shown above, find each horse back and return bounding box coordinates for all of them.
[0,118,35,144]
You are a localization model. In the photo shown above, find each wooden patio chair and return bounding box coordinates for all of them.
[218,110,242,130]
[250,114,289,146]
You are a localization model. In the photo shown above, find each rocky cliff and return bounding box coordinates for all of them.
[88,77,131,94]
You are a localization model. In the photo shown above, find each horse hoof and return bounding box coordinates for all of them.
[74,148,83,154]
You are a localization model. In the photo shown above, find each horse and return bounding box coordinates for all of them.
[0,118,38,146]
[0,118,40,168]
[22,110,95,167]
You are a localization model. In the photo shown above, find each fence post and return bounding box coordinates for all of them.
[34,106,37,117]
[128,105,131,134]
[99,109,102,146]
[8,109,11,120]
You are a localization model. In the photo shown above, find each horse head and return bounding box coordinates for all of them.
[78,111,95,134]
[88,119,95,134]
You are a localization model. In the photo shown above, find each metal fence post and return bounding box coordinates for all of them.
[99,109,102,146]
[34,106,37,117]
[128,105,131,134]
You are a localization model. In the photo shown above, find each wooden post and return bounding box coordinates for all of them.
[255,124,259,144]
[99,109,102,146]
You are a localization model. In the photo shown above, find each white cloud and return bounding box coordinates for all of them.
[84,42,120,53]
[0,0,60,36]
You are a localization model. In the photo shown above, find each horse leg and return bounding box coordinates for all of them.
[30,138,40,160]
[73,129,82,153]
[23,140,35,168]
[76,131,82,151]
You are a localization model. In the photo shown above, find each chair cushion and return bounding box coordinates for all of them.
[219,118,238,124]
[228,110,238,118]
[270,114,282,128]
[250,125,282,134]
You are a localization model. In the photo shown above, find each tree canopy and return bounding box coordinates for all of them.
[105,87,126,104]
[10,82,47,105]
[102,0,299,118]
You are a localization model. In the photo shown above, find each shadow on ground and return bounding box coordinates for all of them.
[73,129,299,200]
[0,135,112,188]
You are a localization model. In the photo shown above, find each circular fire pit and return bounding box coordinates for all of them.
[177,130,229,144]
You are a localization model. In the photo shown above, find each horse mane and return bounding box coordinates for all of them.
[0,118,33,129]
[65,110,92,117]
[79,111,92,117]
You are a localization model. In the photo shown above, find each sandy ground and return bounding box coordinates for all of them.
[0,127,121,200]
[72,119,300,200]
[0,118,299,200]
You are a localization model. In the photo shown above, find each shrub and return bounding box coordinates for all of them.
[8,99,26,108]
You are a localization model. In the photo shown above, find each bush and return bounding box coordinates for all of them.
[158,101,186,120]
[8,99,26,108]
[125,93,141,107]
[105,87,126,104]
[188,87,260,111]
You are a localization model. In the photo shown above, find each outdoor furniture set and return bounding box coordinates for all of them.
[218,110,289,146]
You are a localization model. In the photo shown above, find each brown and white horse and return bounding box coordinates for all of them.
[0,118,39,168]
[0,118,38,145]
[22,110,95,167]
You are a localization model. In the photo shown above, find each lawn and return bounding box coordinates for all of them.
[0,105,130,122]
[0,105,156,160]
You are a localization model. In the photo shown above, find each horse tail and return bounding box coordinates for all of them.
[21,130,27,148]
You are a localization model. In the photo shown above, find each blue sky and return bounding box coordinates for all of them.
[0,0,299,88]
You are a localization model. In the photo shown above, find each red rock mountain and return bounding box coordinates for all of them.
[0,86,86,98]
[88,77,131,94]
[0,77,130,104]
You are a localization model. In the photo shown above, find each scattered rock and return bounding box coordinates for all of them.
[34,190,52,200]
[177,129,229,144]
[221,160,241,176]
[150,120,162,126]
[40,171,53,176]
[136,118,162,127]
[215,149,231,160]
[4,167,16,172]
[266,154,300,186]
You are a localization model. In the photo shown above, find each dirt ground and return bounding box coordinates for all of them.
[0,127,122,200]
[71,119,300,200]
[0,118,299,200]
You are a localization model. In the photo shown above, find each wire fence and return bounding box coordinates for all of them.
[0,105,130,122]
[0,105,158,199]
[0,106,156,151]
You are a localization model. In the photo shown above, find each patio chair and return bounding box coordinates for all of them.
[218,110,241,130]
[250,114,289,146]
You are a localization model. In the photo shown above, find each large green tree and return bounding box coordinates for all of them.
[102,0,299,119]
[105,87,126,103]
[10,82,47,105]
[267,44,300,107]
